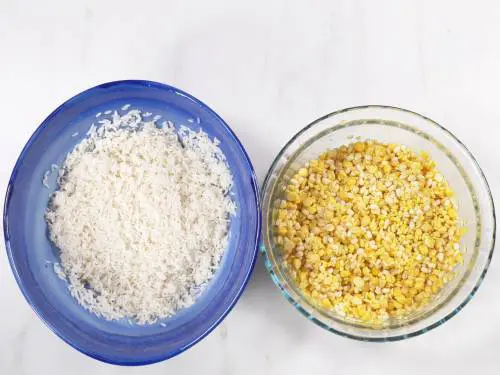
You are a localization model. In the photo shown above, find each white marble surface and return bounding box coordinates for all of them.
[1,0,500,374]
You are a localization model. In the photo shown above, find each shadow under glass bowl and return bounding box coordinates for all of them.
[4,80,261,365]
[260,105,495,341]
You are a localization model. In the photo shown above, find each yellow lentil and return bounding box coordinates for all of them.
[275,141,463,323]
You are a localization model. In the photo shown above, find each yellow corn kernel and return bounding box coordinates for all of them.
[340,270,351,278]
[303,197,315,207]
[287,191,299,202]
[321,298,333,309]
[292,258,302,269]
[419,245,429,256]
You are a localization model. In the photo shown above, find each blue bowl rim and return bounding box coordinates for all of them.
[3,79,262,365]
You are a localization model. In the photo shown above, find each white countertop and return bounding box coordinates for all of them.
[1,0,499,374]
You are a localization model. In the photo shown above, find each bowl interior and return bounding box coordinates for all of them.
[4,81,260,364]
[261,106,495,340]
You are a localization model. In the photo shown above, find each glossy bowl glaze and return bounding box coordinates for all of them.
[4,80,260,364]
[260,106,495,341]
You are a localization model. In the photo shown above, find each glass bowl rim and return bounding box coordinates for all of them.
[260,104,496,342]
[3,79,262,364]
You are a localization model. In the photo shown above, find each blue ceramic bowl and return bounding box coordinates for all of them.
[4,80,260,365]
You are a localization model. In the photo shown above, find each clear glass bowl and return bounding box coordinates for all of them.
[260,106,496,341]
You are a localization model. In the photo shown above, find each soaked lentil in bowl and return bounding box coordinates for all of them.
[275,141,464,323]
